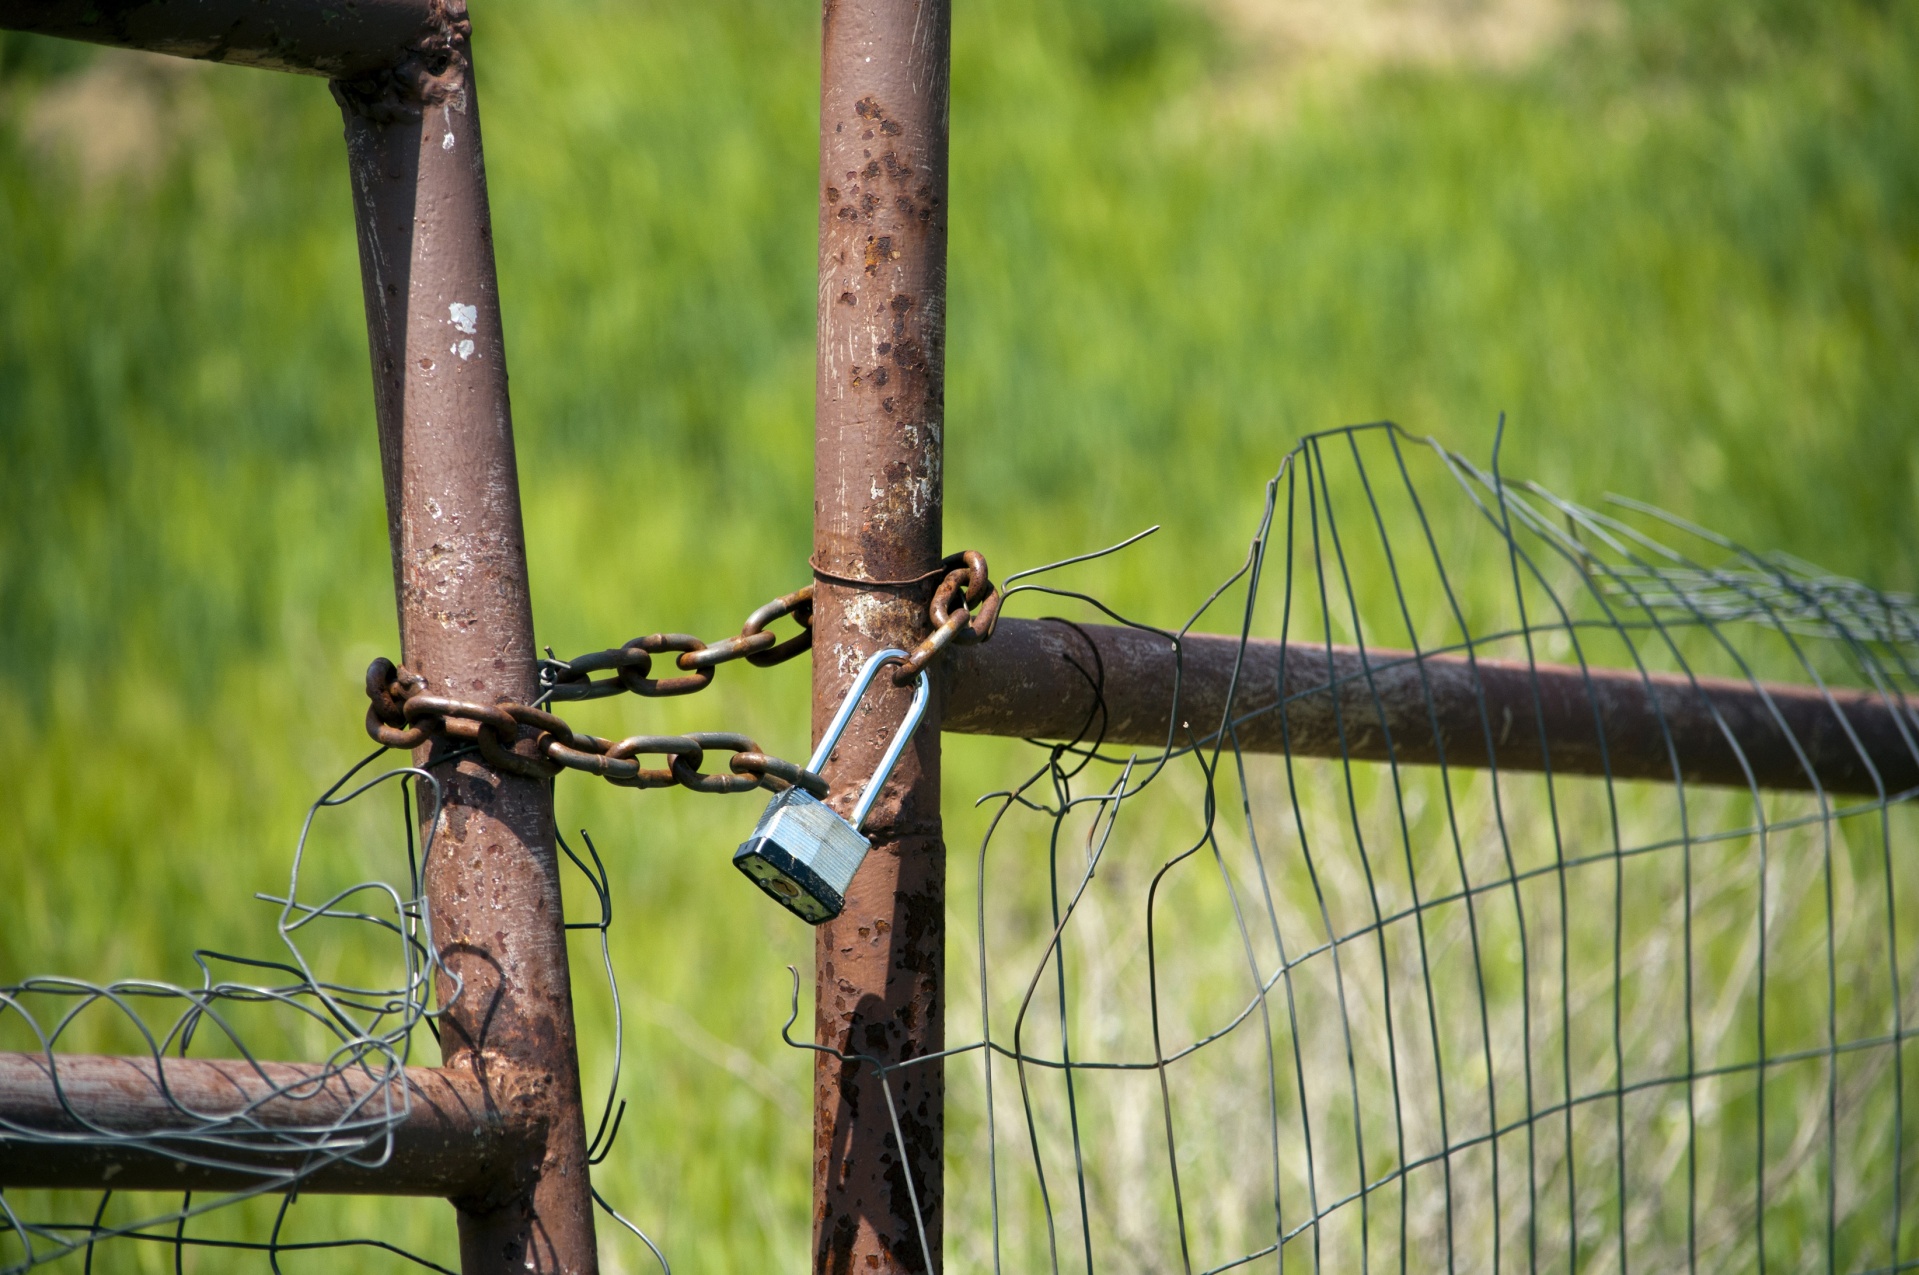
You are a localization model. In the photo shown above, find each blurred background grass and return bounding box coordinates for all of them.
[1,0,1915,1269]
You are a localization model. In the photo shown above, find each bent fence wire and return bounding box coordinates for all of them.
[817,423,1919,1274]
[0,753,652,1274]
[0,756,452,1271]
[5,422,1916,1273]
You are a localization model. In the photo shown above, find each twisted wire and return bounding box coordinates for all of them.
[0,750,669,1273]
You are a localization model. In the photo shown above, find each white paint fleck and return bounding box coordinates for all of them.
[425,497,443,520]
[835,642,863,678]
[448,302,478,334]
[442,131,456,151]
[456,339,475,361]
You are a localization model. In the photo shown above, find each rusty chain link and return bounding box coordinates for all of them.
[362,552,997,790]
[363,658,830,798]
[892,549,1001,685]
[538,550,996,698]
[537,585,818,704]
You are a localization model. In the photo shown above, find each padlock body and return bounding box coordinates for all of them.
[734,788,872,924]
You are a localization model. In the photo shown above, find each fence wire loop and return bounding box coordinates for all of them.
[1,737,675,1273]
[0,754,467,1272]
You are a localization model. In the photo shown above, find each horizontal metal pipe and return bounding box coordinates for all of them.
[0,1052,540,1199]
[0,0,440,78]
[946,618,1919,797]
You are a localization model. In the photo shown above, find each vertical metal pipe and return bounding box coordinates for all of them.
[812,1,951,1271]
[334,7,599,1271]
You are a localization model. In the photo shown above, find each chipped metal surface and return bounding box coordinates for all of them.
[811,0,954,1269]
[336,22,599,1271]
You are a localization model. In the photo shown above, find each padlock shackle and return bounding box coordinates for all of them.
[807,647,932,831]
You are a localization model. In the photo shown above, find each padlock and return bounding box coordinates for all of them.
[733,647,930,924]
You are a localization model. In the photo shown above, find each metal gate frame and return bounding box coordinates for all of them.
[1,3,1912,1273]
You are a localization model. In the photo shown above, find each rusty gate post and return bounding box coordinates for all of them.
[811,0,953,1271]
[334,7,599,1272]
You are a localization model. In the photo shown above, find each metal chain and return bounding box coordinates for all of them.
[363,659,829,798]
[361,551,998,792]
[890,549,1002,685]
[538,586,818,704]
[537,549,998,699]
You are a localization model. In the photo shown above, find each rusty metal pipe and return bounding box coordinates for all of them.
[945,618,1919,796]
[335,9,599,1271]
[0,0,440,79]
[811,0,952,1270]
[0,1052,539,1200]
[2,0,599,1261]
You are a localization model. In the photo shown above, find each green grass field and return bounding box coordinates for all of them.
[3,0,1917,1269]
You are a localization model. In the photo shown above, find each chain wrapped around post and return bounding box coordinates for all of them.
[362,554,996,792]
[363,659,829,798]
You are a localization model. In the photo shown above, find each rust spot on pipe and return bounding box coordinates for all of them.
[813,0,953,1269]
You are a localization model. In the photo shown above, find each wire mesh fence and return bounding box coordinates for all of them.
[852,422,1919,1273]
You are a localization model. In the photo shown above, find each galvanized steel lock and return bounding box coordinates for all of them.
[734,648,930,924]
